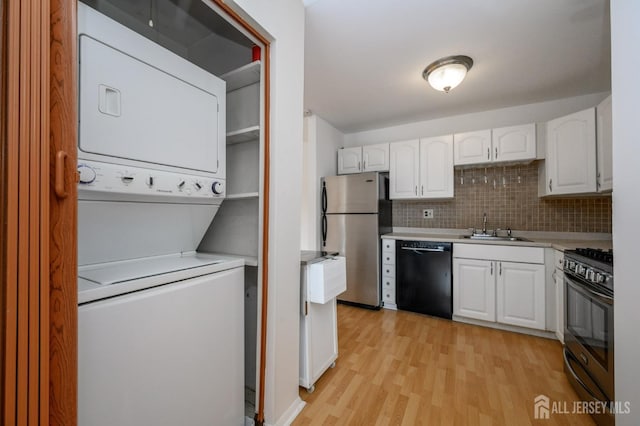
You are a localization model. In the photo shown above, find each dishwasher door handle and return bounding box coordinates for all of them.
[400,246,445,253]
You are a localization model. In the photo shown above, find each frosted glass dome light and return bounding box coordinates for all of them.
[423,55,474,93]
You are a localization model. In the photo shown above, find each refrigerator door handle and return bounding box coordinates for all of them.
[322,214,328,247]
[321,182,328,213]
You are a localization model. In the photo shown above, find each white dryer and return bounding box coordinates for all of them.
[76,4,243,425]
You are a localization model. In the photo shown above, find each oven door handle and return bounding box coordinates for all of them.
[563,349,609,404]
[565,276,613,305]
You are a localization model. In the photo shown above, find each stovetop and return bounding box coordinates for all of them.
[564,247,613,293]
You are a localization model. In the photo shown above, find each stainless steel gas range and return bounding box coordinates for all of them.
[563,248,614,426]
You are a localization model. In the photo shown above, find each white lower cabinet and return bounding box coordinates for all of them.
[554,249,565,343]
[453,244,546,331]
[453,258,495,322]
[381,238,396,309]
[496,261,545,330]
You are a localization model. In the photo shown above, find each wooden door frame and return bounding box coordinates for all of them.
[207,3,272,424]
[3,1,270,425]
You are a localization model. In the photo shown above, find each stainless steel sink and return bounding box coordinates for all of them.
[461,235,531,242]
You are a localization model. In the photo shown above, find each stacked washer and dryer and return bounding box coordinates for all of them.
[77,4,244,425]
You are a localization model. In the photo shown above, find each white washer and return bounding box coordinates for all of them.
[78,254,244,426]
[76,4,243,425]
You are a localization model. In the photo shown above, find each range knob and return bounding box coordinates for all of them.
[77,164,97,184]
[595,273,604,284]
[211,181,224,195]
[585,269,595,282]
[576,264,586,276]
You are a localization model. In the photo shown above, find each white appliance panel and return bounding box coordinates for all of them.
[78,201,218,266]
[78,268,244,426]
[80,35,220,174]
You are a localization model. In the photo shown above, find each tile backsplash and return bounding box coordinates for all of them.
[392,162,612,233]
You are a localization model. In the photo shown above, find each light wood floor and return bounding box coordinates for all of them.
[293,304,594,426]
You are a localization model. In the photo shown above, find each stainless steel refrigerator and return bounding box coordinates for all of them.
[321,172,391,308]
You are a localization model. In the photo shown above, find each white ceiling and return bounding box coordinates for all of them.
[304,0,611,133]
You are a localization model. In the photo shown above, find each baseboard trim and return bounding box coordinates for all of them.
[453,315,558,340]
[267,397,306,426]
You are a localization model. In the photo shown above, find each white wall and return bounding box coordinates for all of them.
[226,1,305,424]
[343,92,609,146]
[611,1,640,424]
[300,114,344,250]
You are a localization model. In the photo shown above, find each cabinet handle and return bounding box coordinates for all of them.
[421,185,424,195]
[487,147,490,160]
[499,262,502,276]
[597,172,601,189]
[415,186,418,195]
[549,178,553,192]
[490,262,493,275]
[358,161,361,171]
[495,147,498,159]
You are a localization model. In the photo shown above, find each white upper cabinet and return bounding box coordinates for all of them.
[389,139,420,199]
[454,125,536,166]
[419,135,454,198]
[492,123,536,163]
[596,95,613,192]
[337,147,362,175]
[453,129,492,165]
[363,143,389,172]
[543,108,597,195]
[338,143,389,174]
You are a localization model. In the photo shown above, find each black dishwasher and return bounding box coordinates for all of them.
[396,240,452,319]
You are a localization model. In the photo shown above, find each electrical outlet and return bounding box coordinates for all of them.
[423,209,434,219]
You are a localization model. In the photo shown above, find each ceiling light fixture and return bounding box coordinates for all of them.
[423,55,474,93]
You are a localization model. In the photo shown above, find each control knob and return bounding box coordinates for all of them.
[211,181,224,195]
[77,164,97,184]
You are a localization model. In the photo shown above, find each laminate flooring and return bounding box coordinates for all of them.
[293,304,594,426]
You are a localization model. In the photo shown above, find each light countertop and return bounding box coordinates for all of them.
[381,230,612,252]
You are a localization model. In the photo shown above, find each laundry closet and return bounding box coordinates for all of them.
[78,0,265,421]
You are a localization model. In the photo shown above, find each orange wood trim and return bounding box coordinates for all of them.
[2,0,20,424]
[2,0,52,423]
[209,2,271,424]
[39,0,51,423]
[17,0,32,421]
[256,43,270,426]
[48,0,78,424]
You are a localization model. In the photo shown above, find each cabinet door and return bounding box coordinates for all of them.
[363,143,389,172]
[545,108,597,195]
[389,140,420,199]
[596,95,612,192]
[453,258,495,321]
[419,135,454,198]
[555,270,565,343]
[453,129,492,165]
[337,147,362,175]
[492,123,536,163]
[496,261,545,330]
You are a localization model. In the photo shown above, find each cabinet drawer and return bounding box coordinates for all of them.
[382,286,396,304]
[382,265,395,279]
[382,252,395,265]
[382,276,395,291]
[382,239,395,254]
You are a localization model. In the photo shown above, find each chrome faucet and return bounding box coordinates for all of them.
[482,212,487,234]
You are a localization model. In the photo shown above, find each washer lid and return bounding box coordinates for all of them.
[79,254,224,286]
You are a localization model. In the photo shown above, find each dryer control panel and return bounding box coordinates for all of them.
[77,160,225,202]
